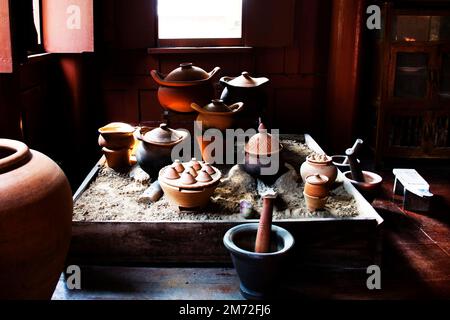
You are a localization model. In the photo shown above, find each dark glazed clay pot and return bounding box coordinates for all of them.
[220,72,269,127]
[0,139,72,300]
[151,63,221,113]
[223,223,294,300]
[135,124,189,177]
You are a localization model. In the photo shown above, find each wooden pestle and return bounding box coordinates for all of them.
[343,139,364,164]
[346,143,365,182]
[255,193,277,253]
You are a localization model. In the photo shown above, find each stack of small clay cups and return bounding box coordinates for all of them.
[98,122,136,172]
[303,174,329,211]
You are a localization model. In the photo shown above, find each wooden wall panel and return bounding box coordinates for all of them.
[139,89,163,122]
[103,90,139,124]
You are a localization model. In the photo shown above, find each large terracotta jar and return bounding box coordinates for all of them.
[0,139,72,300]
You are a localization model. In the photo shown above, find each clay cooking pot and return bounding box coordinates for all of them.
[191,99,244,131]
[300,153,337,185]
[135,124,189,177]
[151,63,221,113]
[98,122,136,150]
[0,139,72,299]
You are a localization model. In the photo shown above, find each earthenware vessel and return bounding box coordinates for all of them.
[102,147,131,172]
[191,99,244,131]
[220,71,269,115]
[0,139,72,299]
[158,160,222,209]
[98,122,136,150]
[223,223,294,300]
[300,153,337,185]
[151,63,221,113]
[343,171,383,203]
[243,123,283,179]
[304,174,329,198]
[303,192,328,211]
[135,124,189,177]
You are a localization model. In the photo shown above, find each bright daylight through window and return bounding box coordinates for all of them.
[157,0,243,39]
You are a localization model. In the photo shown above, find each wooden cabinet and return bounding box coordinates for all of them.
[370,3,450,163]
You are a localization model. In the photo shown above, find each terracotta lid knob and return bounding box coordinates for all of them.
[164,166,180,180]
[242,71,251,79]
[188,166,198,178]
[180,62,193,69]
[172,160,185,173]
[203,163,216,175]
[196,170,213,182]
[180,172,197,185]
[189,158,202,171]
[258,122,267,132]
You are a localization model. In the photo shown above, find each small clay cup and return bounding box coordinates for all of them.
[303,192,327,211]
[304,174,329,198]
[98,122,135,150]
[223,223,294,300]
[343,171,383,203]
[102,147,130,172]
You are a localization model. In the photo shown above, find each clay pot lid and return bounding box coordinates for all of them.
[159,160,221,189]
[245,123,281,155]
[223,71,269,88]
[98,122,135,134]
[164,63,210,82]
[306,174,329,186]
[172,160,185,173]
[203,100,232,113]
[188,158,202,171]
[307,152,332,164]
[143,124,184,145]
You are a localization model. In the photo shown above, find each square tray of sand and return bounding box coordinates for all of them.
[69,134,383,268]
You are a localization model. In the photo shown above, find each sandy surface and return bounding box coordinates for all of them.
[73,138,360,222]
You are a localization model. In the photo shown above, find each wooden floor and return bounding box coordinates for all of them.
[53,164,450,300]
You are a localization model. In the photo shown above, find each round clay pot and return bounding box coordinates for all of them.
[158,160,221,209]
[220,72,269,117]
[151,63,221,113]
[98,122,135,150]
[304,174,329,198]
[223,223,294,300]
[135,124,189,177]
[191,99,244,131]
[300,153,337,185]
[102,147,130,172]
[303,192,328,212]
[0,139,72,300]
[343,171,383,203]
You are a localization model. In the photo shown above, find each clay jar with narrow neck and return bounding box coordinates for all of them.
[0,139,72,299]
[300,153,338,186]
[151,63,221,113]
[135,123,189,177]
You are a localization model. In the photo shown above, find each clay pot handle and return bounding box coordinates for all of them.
[219,76,234,86]
[150,70,167,86]
[190,103,204,113]
[208,67,221,80]
[229,102,244,113]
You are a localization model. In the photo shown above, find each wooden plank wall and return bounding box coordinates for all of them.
[97,0,332,142]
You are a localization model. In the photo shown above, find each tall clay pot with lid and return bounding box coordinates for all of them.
[151,63,221,113]
[135,123,189,177]
[0,139,72,299]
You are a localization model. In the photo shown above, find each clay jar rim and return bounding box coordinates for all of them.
[306,154,333,165]
[0,139,32,173]
[223,223,294,258]
[98,122,136,136]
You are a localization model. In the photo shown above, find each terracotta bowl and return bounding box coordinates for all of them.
[343,171,383,203]
[98,122,135,150]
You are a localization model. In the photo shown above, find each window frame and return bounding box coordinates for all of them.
[29,0,45,56]
[155,0,246,47]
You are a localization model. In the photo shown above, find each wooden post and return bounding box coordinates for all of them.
[326,0,365,153]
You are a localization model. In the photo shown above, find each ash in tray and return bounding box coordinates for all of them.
[73,139,360,222]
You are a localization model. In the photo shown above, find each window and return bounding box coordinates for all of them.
[157,0,243,46]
